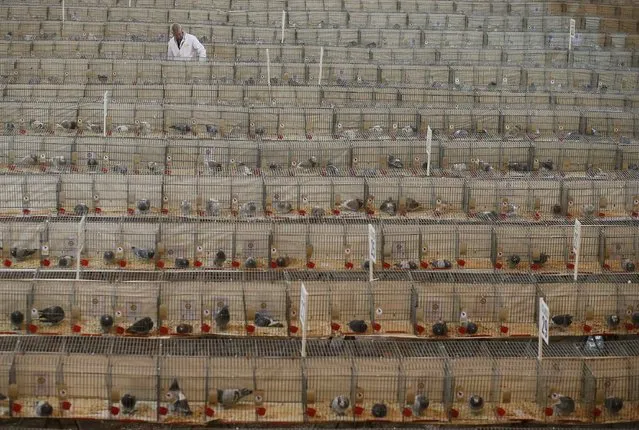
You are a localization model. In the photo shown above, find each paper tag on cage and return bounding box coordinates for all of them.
[392,242,407,260]
[243,240,257,258]
[459,242,468,256]
[562,159,571,170]
[63,236,78,254]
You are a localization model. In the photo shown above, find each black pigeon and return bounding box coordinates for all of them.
[371,403,387,418]
[469,394,484,411]
[58,256,73,267]
[606,314,620,329]
[170,124,192,133]
[276,256,288,267]
[604,397,623,414]
[136,199,150,212]
[432,321,448,336]
[348,320,368,333]
[174,258,189,269]
[508,255,521,267]
[465,322,478,335]
[244,257,257,269]
[121,393,136,414]
[532,253,548,265]
[125,317,154,335]
[176,324,193,334]
[74,203,89,216]
[35,401,53,417]
[254,312,283,328]
[132,247,154,260]
[215,306,230,330]
[632,312,639,325]
[100,314,114,330]
[10,310,24,326]
[103,251,115,263]
[214,250,226,267]
[551,314,573,328]
[35,306,65,324]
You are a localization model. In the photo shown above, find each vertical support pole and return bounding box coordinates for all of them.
[281,11,286,44]
[318,47,324,86]
[62,0,65,24]
[103,91,109,137]
[266,49,271,88]
[426,126,433,176]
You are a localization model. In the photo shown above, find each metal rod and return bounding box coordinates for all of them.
[266,49,271,87]
[62,0,65,24]
[103,91,108,137]
[281,11,286,44]
[318,47,324,86]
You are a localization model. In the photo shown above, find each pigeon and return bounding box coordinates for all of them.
[121,393,137,414]
[412,394,429,416]
[30,120,44,130]
[604,397,623,414]
[387,155,403,169]
[341,198,364,212]
[371,403,387,418]
[401,125,417,135]
[380,198,397,215]
[166,379,192,416]
[347,320,368,333]
[214,250,226,267]
[59,120,77,130]
[100,314,114,330]
[245,257,257,269]
[0,393,6,400]
[452,129,469,139]
[74,203,89,216]
[632,312,639,326]
[239,202,258,217]
[10,310,24,326]
[180,200,192,216]
[622,259,636,272]
[136,199,150,213]
[217,388,253,408]
[468,394,484,411]
[268,162,282,170]
[11,248,37,261]
[508,162,529,172]
[274,201,293,214]
[297,156,318,170]
[606,314,621,329]
[550,393,575,416]
[254,312,283,328]
[235,162,253,176]
[206,125,218,135]
[125,317,154,335]
[331,395,350,416]
[170,124,192,134]
[431,260,452,269]
[146,162,160,174]
[103,251,115,263]
[174,258,189,269]
[552,204,562,215]
[215,306,230,330]
[132,247,154,260]
[465,321,478,335]
[362,260,371,271]
[205,160,222,170]
[325,162,339,176]
[432,321,448,336]
[551,314,573,328]
[310,207,325,217]
[97,74,108,83]
[206,199,221,216]
[404,198,420,212]
[33,306,65,324]
[275,256,290,267]
[35,401,53,417]
[532,253,548,265]
[176,324,193,335]
[58,256,74,267]
[508,255,521,268]
[539,160,554,170]
[4,122,15,132]
[396,260,418,270]
[254,127,265,136]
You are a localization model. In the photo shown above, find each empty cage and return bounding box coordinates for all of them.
[288,282,331,338]
[496,283,537,337]
[370,282,414,335]
[495,358,541,422]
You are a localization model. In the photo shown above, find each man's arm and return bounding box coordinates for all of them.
[192,36,207,59]
[167,40,174,59]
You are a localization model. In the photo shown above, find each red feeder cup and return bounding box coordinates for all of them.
[159,326,169,335]
[246,324,255,333]
[62,401,72,410]
[372,322,382,332]
[205,407,215,417]
[94,207,102,214]
[306,261,315,269]
[80,259,89,267]
[270,261,277,269]
[402,407,412,417]
[593,408,602,417]
[353,406,364,416]
[500,326,509,334]
[156,260,165,269]
[3,260,11,267]
[58,208,65,214]
[299,210,307,216]
[289,325,299,334]
[116,326,125,334]
[201,323,211,333]
[496,407,506,417]
[306,407,316,417]
[583,324,592,333]
[332,209,341,215]
[345,262,353,269]
[194,260,202,267]
[231,261,240,268]
[110,406,120,415]
[12,403,22,413]
[42,259,51,267]
[158,406,168,415]
[22,209,30,216]
[28,324,38,333]
[457,326,467,335]
[127,208,134,215]
[119,260,127,268]
[256,407,266,416]
[415,324,425,334]
[331,322,341,331]
[420,261,429,269]
[457,259,466,267]
[545,407,554,416]
[566,263,575,270]
[494,262,503,269]
[72,325,82,333]
[383,262,391,269]
[450,408,459,418]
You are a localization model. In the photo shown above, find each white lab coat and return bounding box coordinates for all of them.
[167,33,206,61]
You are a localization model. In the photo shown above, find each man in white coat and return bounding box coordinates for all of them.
[167,23,206,61]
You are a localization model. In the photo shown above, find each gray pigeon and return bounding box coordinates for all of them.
[604,397,623,414]
[606,314,620,329]
[170,124,192,133]
[468,394,484,412]
[432,321,448,336]
[380,198,397,215]
[10,248,37,261]
[74,203,89,216]
[166,379,192,416]
[431,260,452,269]
[33,306,65,324]
[325,163,339,176]
[412,394,429,416]
[311,207,325,217]
[341,198,364,212]
[125,317,154,335]
[206,199,221,216]
[348,320,367,333]
[331,395,349,416]
[180,200,191,216]
[132,247,154,260]
[239,202,258,217]
[217,388,252,408]
[215,306,230,330]
[174,258,189,269]
[206,125,218,135]
[58,256,74,267]
[244,257,257,269]
[297,156,318,169]
[550,393,575,416]
[387,155,403,169]
[274,201,293,214]
[254,312,283,328]
[214,250,226,267]
[405,198,420,212]
[136,199,150,213]
[103,251,115,263]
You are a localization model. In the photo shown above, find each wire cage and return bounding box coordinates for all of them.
[344,223,380,271]
[244,282,288,338]
[369,282,414,336]
[303,357,353,422]
[496,283,538,337]
[111,283,159,337]
[288,282,331,338]
[585,358,636,424]
[252,358,304,422]
[207,356,255,423]
[0,352,12,418]
[83,221,121,270]
[350,358,401,422]
[297,177,337,219]
[57,354,110,420]
[158,282,201,337]
[447,356,497,424]
[202,282,246,337]
[453,283,499,338]
[402,177,465,219]
[400,357,448,423]
[29,281,74,335]
[157,222,196,270]
[329,282,372,336]
[539,283,583,337]
[109,354,158,422]
[11,353,62,419]
[233,222,270,270]
[494,357,541,422]
[0,280,31,334]
[538,359,591,424]
[420,224,492,271]
[158,356,207,424]
[73,282,115,336]
[601,226,638,273]
[119,222,159,271]
[269,223,307,271]
[380,222,420,271]
[414,283,457,339]
[44,220,82,271]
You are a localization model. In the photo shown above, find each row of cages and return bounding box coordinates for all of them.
[0,279,638,339]
[2,58,639,92]
[0,103,637,140]
[2,41,637,69]
[4,84,639,112]
[0,343,637,425]
[1,136,639,178]
[0,6,614,33]
[0,21,632,52]
[17,0,639,15]
[0,217,636,272]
